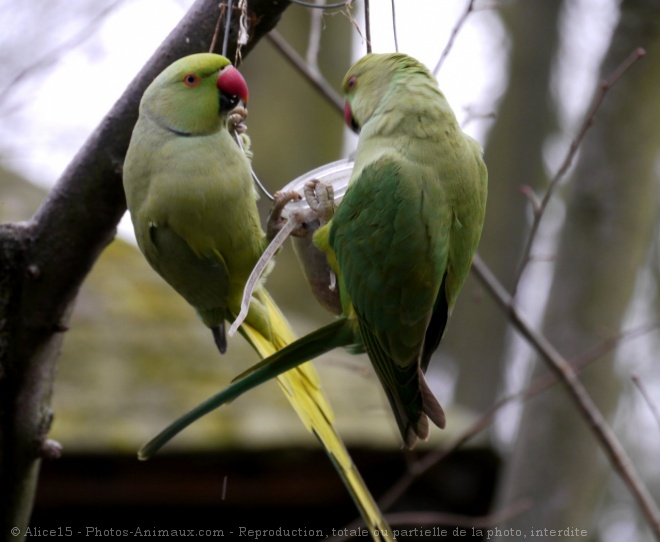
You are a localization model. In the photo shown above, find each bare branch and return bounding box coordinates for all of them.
[512,47,647,296]
[572,321,659,368]
[471,254,660,536]
[267,31,344,112]
[433,0,476,76]
[209,2,226,54]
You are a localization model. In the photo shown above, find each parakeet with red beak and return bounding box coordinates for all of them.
[123,53,393,541]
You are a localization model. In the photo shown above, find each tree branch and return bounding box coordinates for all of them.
[433,0,476,76]
[0,0,291,535]
[267,30,344,112]
[470,255,660,537]
[512,47,646,296]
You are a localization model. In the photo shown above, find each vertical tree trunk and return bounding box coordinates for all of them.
[494,1,660,537]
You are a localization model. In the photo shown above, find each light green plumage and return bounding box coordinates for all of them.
[123,53,394,541]
[124,53,269,341]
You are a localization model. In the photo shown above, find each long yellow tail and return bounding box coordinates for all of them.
[240,290,395,542]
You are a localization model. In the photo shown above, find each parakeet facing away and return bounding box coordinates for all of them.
[139,52,487,451]
[123,53,394,541]
[318,52,488,446]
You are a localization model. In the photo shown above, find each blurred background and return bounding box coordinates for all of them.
[1,0,659,540]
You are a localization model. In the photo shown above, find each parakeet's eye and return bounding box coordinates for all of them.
[184,74,200,87]
[346,76,357,90]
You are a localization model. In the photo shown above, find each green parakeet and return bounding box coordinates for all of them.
[122,53,393,541]
[321,52,488,446]
[139,52,487,452]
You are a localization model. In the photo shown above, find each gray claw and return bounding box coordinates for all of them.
[304,180,335,225]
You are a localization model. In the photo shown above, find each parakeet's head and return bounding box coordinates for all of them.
[342,53,433,133]
[140,53,249,136]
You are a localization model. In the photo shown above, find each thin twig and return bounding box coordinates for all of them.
[433,0,475,76]
[266,31,344,112]
[343,2,366,48]
[407,331,655,502]
[631,374,660,433]
[519,185,541,214]
[209,2,226,54]
[571,322,659,369]
[471,254,660,538]
[390,0,399,52]
[364,0,371,53]
[512,47,646,297]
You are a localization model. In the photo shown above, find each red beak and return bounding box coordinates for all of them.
[344,101,359,133]
[217,65,249,104]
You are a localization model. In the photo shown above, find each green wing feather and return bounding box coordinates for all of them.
[329,157,449,446]
[138,319,358,460]
[323,53,488,447]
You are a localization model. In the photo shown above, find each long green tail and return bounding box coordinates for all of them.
[138,319,353,460]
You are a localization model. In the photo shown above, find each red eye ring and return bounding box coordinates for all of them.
[184,74,200,87]
[347,75,357,89]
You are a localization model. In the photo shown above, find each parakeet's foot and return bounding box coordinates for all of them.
[267,190,308,241]
[304,180,335,225]
[227,105,248,135]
